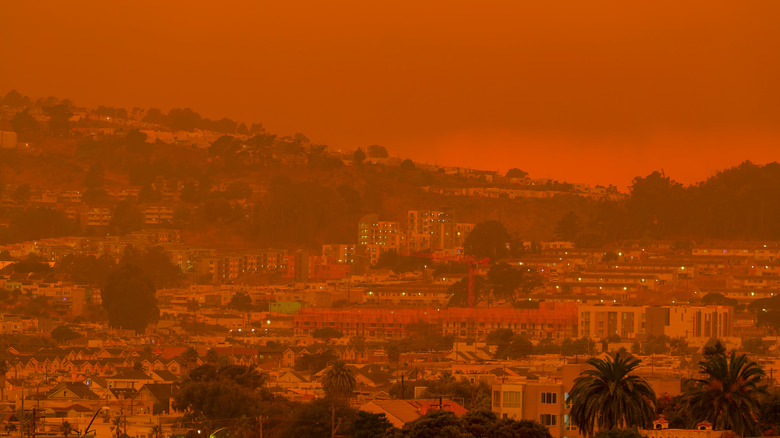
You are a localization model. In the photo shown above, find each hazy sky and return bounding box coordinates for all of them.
[2,1,779,187]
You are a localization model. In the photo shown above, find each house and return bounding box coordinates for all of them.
[136,383,174,414]
[105,369,155,389]
[359,399,468,428]
[46,382,99,401]
[274,370,311,389]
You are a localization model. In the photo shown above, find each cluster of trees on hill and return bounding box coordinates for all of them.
[7,90,780,248]
[559,162,780,245]
[142,107,258,134]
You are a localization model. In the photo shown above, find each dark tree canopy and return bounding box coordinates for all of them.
[463,220,510,260]
[101,264,159,332]
[51,325,81,344]
[367,144,389,158]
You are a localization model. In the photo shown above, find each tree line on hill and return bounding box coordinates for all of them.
[6,90,780,248]
[557,162,780,246]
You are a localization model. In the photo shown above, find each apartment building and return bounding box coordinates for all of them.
[578,305,647,339]
[322,244,356,264]
[579,304,733,340]
[491,382,574,438]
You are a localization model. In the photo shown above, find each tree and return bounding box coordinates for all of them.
[228,292,253,311]
[505,168,529,179]
[2,90,26,107]
[354,411,393,438]
[321,360,356,402]
[166,108,202,131]
[60,421,74,438]
[464,221,510,260]
[685,352,768,436]
[353,147,366,165]
[110,415,126,438]
[495,334,534,359]
[84,164,105,189]
[384,343,401,364]
[277,398,355,438]
[702,293,738,308]
[51,325,81,344]
[555,211,580,242]
[702,339,727,358]
[109,200,143,235]
[101,264,159,332]
[487,262,543,305]
[119,246,182,289]
[400,159,416,170]
[43,103,72,136]
[312,327,344,342]
[173,364,271,428]
[388,410,463,437]
[143,108,166,124]
[367,144,389,158]
[447,275,488,307]
[13,184,31,204]
[386,409,553,438]
[181,347,200,372]
[10,108,38,140]
[568,352,656,436]
[205,348,219,365]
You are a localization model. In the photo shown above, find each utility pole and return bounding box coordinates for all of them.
[30,409,36,438]
[257,416,263,438]
[330,404,342,438]
[19,389,24,438]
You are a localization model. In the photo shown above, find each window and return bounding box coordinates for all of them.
[541,392,557,404]
[564,415,577,431]
[564,392,571,409]
[540,414,557,426]
[493,391,501,408]
[503,391,522,408]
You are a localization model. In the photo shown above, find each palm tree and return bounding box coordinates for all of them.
[60,421,74,438]
[703,339,727,358]
[150,424,163,438]
[110,415,126,438]
[686,352,767,436]
[568,352,656,436]
[321,360,356,402]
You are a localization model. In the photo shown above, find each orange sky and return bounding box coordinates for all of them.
[2,1,779,188]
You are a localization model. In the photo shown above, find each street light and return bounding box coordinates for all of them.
[80,406,109,438]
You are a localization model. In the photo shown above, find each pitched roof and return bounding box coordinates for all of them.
[151,370,177,382]
[140,383,173,402]
[47,382,99,400]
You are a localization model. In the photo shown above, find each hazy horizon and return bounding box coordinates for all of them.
[2,0,779,188]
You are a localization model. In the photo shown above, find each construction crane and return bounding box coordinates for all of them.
[402,251,489,307]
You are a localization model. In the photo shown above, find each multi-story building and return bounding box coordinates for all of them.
[579,304,734,340]
[491,381,571,438]
[322,244,356,264]
[142,205,174,225]
[358,214,403,249]
[407,209,452,251]
[578,304,647,339]
[647,305,733,339]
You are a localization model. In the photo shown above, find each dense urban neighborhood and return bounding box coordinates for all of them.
[0,91,779,438]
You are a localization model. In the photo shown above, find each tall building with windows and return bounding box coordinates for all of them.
[491,382,572,438]
[358,214,404,250]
